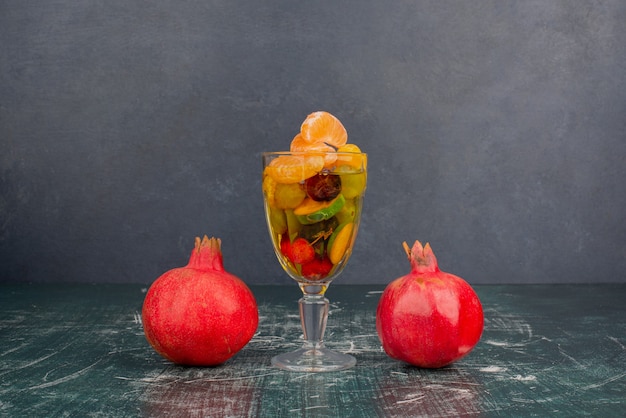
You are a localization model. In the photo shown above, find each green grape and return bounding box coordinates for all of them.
[339,171,366,199]
[268,206,287,235]
[274,183,306,209]
[336,197,357,224]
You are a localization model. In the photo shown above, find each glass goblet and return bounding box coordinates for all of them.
[262,151,367,372]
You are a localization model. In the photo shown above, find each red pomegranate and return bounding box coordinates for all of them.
[376,240,483,368]
[142,236,258,366]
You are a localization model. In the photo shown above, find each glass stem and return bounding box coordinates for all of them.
[299,295,329,351]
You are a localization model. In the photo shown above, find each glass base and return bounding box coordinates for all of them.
[271,345,356,372]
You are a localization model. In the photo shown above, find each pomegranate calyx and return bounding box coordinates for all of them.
[187,235,225,272]
[403,240,439,273]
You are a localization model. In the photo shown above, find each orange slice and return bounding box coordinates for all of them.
[265,154,324,184]
[300,111,348,149]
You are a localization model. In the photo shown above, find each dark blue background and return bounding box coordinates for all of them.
[1,1,625,284]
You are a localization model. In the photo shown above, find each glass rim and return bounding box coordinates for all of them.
[262,151,367,156]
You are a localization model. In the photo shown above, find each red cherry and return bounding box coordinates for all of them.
[301,256,333,280]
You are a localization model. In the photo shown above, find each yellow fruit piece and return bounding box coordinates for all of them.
[337,144,361,153]
[262,173,276,207]
[336,144,367,170]
[328,222,354,264]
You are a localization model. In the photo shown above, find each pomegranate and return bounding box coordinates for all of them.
[142,236,258,366]
[376,240,483,368]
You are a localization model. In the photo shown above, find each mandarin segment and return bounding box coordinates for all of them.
[300,111,348,149]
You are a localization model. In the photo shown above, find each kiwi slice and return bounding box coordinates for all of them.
[294,195,345,225]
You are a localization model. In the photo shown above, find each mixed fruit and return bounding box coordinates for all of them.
[263,111,367,282]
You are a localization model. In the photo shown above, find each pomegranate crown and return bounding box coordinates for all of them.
[403,240,439,273]
[187,235,225,271]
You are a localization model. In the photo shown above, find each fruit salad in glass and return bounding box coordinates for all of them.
[263,151,366,290]
[262,111,367,372]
